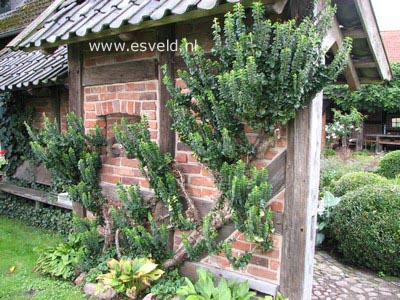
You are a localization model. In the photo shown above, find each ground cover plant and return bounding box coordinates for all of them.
[0,217,87,300]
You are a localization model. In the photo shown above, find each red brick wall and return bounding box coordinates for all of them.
[381,31,400,62]
[24,87,68,130]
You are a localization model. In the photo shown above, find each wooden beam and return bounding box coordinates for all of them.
[354,0,391,81]
[280,92,322,300]
[353,58,376,69]
[157,26,176,156]
[342,28,366,39]
[68,43,83,118]
[329,17,361,91]
[82,59,158,86]
[20,0,288,52]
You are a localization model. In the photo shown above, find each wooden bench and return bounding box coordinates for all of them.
[0,161,74,210]
[0,182,73,210]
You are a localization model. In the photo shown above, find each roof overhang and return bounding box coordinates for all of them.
[6,0,392,88]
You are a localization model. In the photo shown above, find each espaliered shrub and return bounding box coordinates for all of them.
[27,113,107,219]
[112,0,351,270]
[332,171,391,196]
[378,150,400,178]
[331,185,400,275]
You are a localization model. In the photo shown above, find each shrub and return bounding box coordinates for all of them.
[316,191,341,246]
[378,150,400,178]
[330,185,400,276]
[322,148,337,157]
[332,171,391,196]
[320,155,378,192]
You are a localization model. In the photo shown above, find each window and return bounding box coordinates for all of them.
[392,118,400,128]
[0,0,11,14]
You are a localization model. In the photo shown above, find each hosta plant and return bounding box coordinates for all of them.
[96,257,164,299]
[176,268,256,300]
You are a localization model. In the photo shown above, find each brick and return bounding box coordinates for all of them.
[117,92,139,100]
[264,249,280,259]
[126,83,146,91]
[264,150,278,160]
[84,103,95,111]
[176,153,188,163]
[127,101,134,114]
[186,186,202,197]
[100,166,114,174]
[107,85,125,93]
[211,255,231,269]
[100,174,121,184]
[85,112,97,120]
[139,92,157,101]
[246,266,277,281]
[269,201,284,213]
[272,236,281,248]
[201,167,211,177]
[135,102,141,114]
[86,95,99,102]
[277,138,286,148]
[145,82,157,90]
[121,176,139,185]
[100,93,117,101]
[269,260,280,271]
[102,156,121,166]
[189,176,215,188]
[249,255,269,268]
[150,130,158,139]
[232,240,252,251]
[120,158,139,168]
[140,179,150,188]
[201,188,219,198]
[180,164,201,174]
[252,160,268,169]
[84,120,96,128]
[142,101,156,110]
[113,167,134,176]
[148,121,158,129]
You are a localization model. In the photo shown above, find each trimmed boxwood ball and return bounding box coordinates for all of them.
[378,150,400,178]
[330,185,400,276]
[332,171,391,196]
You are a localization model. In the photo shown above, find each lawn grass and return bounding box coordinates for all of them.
[0,216,88,300]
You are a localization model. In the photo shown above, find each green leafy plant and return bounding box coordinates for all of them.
[176,268,256,300]
[0,92,34,177]
[27,113,106,219]
[316,191,341,246]
[150,268,186,300]
[331,171,391,197]
[325,63,400,113]
[0,193,73,235]
[96,257,164,299]
[378,150,400,178]
[330,185,400,275]
[322,148,337,157]
[264,293,288,300]
[35,234,84,280]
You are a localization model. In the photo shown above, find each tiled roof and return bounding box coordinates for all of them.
[0,45,67,91]
[0,0,52,36]
[12,0,249,49]
[381,31,400,63]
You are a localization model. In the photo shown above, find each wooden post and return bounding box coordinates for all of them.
[280,92,322,300]
[157,25,176,156]
[68,42,86,218]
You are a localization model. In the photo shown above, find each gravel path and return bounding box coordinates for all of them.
[312,251,400,300]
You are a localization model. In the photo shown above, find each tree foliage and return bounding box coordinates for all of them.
[325,63,400,113]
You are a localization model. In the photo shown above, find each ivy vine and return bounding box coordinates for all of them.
[325,63,400,113]
[0,92,34,177]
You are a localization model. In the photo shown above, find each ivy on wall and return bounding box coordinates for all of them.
[325,63,400,113]
[0,92,34,177]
